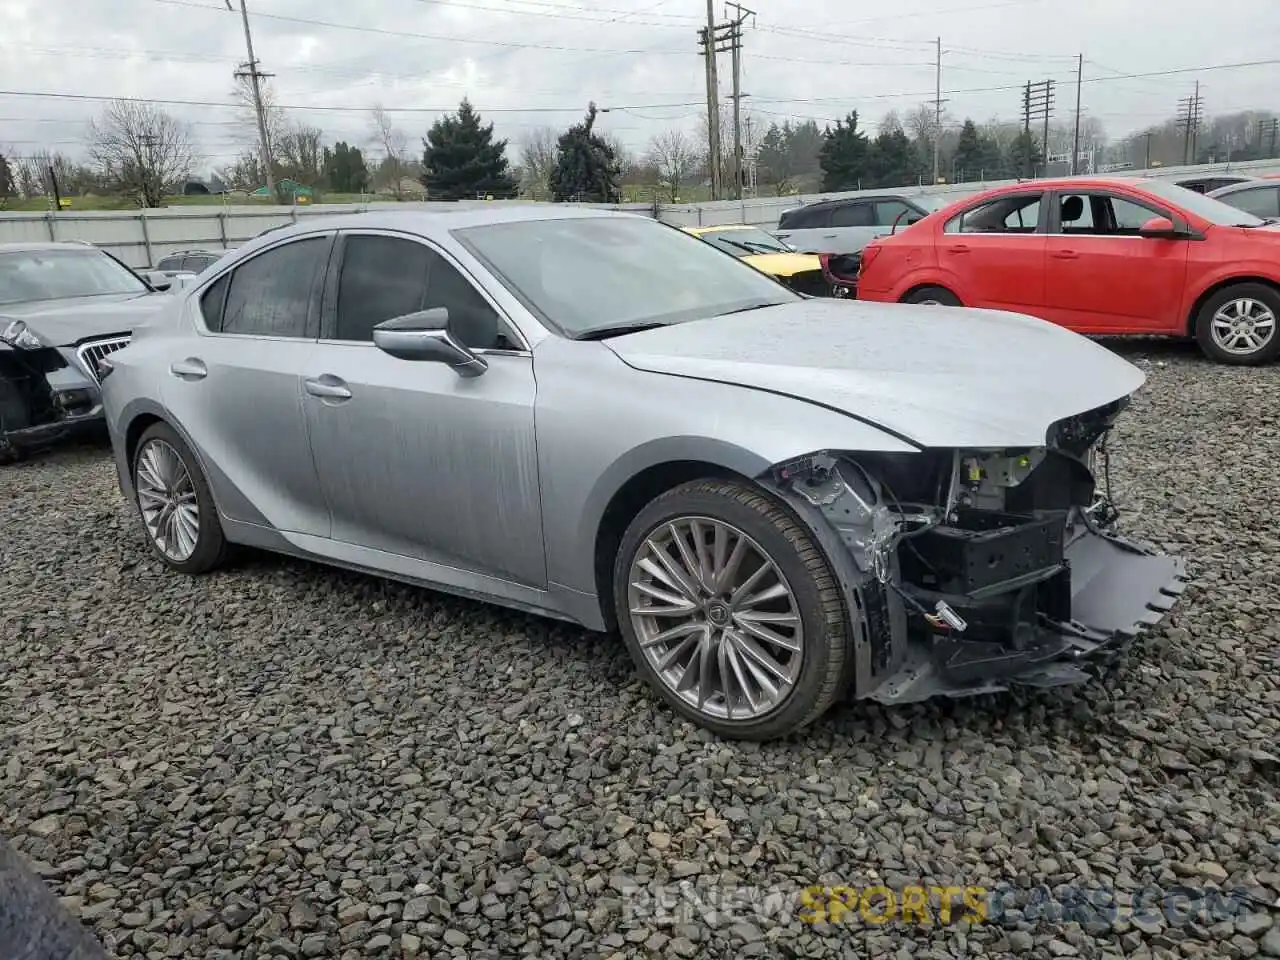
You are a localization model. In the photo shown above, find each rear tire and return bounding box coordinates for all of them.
[1193,282,1280,366]
[612,478,852,741]
[132,422,228,574]
[902,285,962,306]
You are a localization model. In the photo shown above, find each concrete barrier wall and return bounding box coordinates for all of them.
[3,158,1278,268]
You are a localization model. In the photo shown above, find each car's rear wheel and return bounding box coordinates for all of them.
[132,422,228,574]
[1194,283,1280,366]
[613,478,851,741]
[902,285,962,306]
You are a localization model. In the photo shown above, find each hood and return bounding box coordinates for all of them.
[0,292,171,347]
[741,252,823,277]
[605,299,1145,449]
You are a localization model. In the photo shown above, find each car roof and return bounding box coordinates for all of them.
[238,204,643,255]
[0,241,105,254]
[1207,178,1270,196]
[786,193,923,211]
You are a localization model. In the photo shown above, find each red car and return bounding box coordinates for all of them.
[853,177,1280,365]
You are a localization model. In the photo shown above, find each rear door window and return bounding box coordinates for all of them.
[780,206,831,230]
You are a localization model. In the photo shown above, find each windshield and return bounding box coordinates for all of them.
[697,227,793,257]
[1139,179,1266,227]
[0,248,148,306]
[454,216,799,338]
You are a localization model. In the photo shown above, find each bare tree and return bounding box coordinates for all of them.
[86,100,196,207]
[518,126,557,199]
[231,73,286,190]
[369,103,409,199]
[277,123,325,186]
[905,103,940,146]
[647,129,697,202]
[878,110,904,136]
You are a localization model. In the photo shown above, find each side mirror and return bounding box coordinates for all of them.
[372,308,488,378]
[141,270,172,291]
[1138,216,1180,239]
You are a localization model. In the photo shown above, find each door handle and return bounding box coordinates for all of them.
[170,358,207,380]
[946,244,970,254]
[1050,250,1079,260]
[304,375,352,401]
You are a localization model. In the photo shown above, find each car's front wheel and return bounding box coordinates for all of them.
[132,422,228,574]
[613,479,852,741]
[1194,283,1280,365]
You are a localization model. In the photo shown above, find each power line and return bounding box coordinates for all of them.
[0,89,707,115]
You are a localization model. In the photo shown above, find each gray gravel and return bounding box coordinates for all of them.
[3,341,1280,960]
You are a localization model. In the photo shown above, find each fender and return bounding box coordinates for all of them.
[1180,261,1280,329]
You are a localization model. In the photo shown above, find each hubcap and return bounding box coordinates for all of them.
[1211,297,1276,356]
[627,517,804,722]
[135,438,200,562]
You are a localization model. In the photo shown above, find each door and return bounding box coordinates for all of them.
[938,191,1047,312]
[162,233,334,536]
[302,231,546,588]
[1043,191,1190,333]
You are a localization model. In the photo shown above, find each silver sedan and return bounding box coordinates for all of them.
[100,207,1185,740]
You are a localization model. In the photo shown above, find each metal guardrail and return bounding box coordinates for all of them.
[3,158,1279,267]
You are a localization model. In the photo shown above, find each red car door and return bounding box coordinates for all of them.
[936,191,1047,313]
[1042,190,1190,334]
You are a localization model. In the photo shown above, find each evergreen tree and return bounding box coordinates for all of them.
[865,128,917,188]
[953,120,984,182]
[420,99,517,200]
[819,112,871,192]
[548,103,622,202]
[1008,130,1041,178]
[321,141,370,194]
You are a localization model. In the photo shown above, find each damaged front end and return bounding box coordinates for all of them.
[0,323,113,460]
[765,398,1187,705]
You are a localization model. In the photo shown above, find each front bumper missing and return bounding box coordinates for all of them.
[864,525,1187,705]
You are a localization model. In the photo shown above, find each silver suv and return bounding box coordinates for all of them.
[775,194,941,256]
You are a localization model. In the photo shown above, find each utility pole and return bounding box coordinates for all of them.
[930,37,947,184]
[229,0,276,202]
[1176,84,1203,166]
[725,3,755,204]
[699,0,722,201]
[1070,53,1083,175]
[1144,131,1154,169]
[1021,79,1054,178]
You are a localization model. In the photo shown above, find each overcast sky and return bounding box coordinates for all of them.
[2,0,1279,175]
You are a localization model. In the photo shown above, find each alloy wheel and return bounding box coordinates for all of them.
[1210,297,1276,356]
[135,438,200,562]
[627,516,804,722]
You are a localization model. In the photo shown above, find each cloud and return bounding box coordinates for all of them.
[1,0,1278,174]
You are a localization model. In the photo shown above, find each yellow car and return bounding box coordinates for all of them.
[682,224,835,297]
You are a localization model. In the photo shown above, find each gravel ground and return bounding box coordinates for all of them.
[3,341,1280,960]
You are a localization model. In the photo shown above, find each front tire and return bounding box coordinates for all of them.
[0,377,30,466]
[613,479,852,741]
[132,422,228,574]
[1194,283,1280,366]
[902,285,962,306]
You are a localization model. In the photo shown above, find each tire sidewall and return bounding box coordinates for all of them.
[132,422,225,573]
[1195,283,1280,366]
[612,482,847,740]
[905,286,962,307]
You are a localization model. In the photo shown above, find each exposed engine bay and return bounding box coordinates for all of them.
[767,398,1187,704]
[0,345,104,459]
